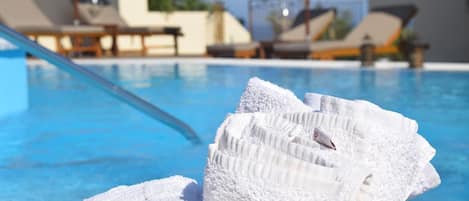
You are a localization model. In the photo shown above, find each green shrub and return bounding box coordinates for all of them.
[148,0,211,11]
[320,10,353,40]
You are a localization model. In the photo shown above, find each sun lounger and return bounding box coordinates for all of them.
[278,9,336,42]
[274,5,418,59]
[77,3,183,56]
[0,0,106,56]
[206,9,336,58]
[206,42,262,58]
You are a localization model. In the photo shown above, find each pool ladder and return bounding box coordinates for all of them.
[0,24,201,144]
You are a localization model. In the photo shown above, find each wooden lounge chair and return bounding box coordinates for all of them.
[206,9,336,58]
[77,3,183,56]
[206,42,262,59]
[274,5,418,60]
[0,0,106,56]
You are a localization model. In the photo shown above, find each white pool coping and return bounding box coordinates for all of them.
[27,57,469,71]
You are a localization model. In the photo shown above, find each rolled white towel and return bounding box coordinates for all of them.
[204,113,374,201]
[236,77,312,113]
[304,94,441,196]
[305,93,440,191]
[410,163,441,198]
[319,95,418,133]
[315,94,439,200]
[237,77,439,200]
[84,175,202,201]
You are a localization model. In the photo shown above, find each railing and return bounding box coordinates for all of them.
[0,24,201,144]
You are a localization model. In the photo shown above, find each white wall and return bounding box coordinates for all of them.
[117,0,251,55]
[29,0,251,56]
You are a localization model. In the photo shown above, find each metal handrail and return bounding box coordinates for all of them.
[0,24,201,144]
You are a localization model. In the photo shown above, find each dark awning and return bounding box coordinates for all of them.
[290,8,336,29]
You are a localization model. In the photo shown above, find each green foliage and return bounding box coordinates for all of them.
[397,28,418,43]
[148,0,211,12]
[148,0,174,12]
[393,28,419,60]
[320,10,353,40]
[177,0,210,10]
[266,11,283,37]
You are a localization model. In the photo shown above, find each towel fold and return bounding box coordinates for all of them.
[204,112,374,201]
[304,93,440,197]
[319,95,418,133]
[236,77,312,113]
[317,95,439,200]
[303,92,323,111]
[84,176,202,201]
[236,79,439,200]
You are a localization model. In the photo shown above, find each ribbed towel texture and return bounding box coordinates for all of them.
[305,93,440,198]
[84,176,202,201]
[204,77,438,201]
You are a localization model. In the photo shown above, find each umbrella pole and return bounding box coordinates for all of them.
[73,0,80,25]
[304,0,310,36]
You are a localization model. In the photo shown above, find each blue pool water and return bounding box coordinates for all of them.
[0,63,468,201]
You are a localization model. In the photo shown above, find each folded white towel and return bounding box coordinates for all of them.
[84,176,202,201]
[319,95,418,133]
[410,163,441,198]
[204,113,374,201]
[236,77,312,113]
[304,93,441,197]
[237,80,439,200]
[317,95,439,200]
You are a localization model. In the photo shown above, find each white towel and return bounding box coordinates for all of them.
[236,77,312,113]
[409,163,441,198]
[204,113,374,201]
[303,93,323,111]
[84,176,202,201]
[317,95,439,200]
[320,95,418,133]
[305,93,441,197]
[237,79,439,199]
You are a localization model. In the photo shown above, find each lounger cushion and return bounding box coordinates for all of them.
[273,42,310,53]
[34,0,76,26]
[278,10,335,42]
[344,12,402,46]
[116,26,181,35]
[14,26,61,33]
[0,0,54,27]
[78,4,128,27]
[59,26,105,33]
[78,3,180,35]
[274,40,357,53]
[274,11,403,54]
[15,25,105,34]
[207,42,260,52]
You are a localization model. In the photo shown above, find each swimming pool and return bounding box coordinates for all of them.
[0,62,467,201]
